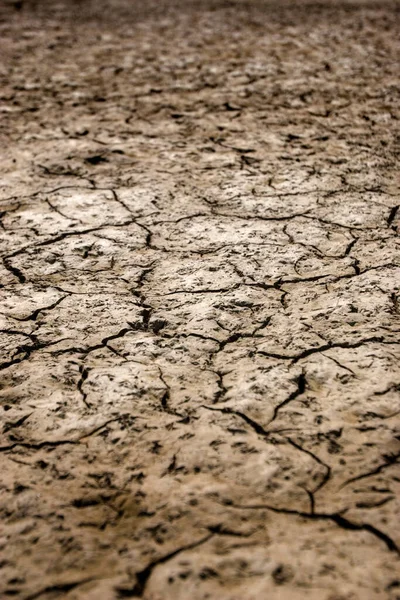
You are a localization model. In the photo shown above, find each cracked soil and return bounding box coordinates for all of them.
[0,0,399,598]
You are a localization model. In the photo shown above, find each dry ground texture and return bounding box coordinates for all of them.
[0,0,400,598]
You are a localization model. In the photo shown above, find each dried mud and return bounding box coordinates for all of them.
[0,0,399,598]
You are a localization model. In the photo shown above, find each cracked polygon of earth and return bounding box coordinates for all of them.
[147,286,281,339]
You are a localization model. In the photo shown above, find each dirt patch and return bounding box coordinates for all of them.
[0,1,399,598]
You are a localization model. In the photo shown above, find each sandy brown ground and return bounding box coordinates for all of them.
[0,0,400,598]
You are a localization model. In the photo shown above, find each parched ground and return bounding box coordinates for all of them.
[0,0,399,598]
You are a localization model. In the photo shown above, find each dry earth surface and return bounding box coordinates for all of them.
[0,0,400,598]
